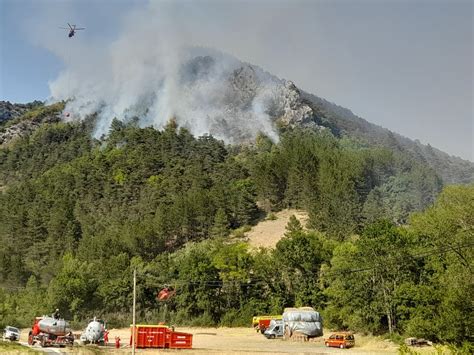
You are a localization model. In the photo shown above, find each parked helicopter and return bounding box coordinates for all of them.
[59,23,85,38]
[79,317,107,345]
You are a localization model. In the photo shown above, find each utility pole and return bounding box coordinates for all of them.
[132,268,136,355]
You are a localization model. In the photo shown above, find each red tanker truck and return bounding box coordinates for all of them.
[28,316,74,347]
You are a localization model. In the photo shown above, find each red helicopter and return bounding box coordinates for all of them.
[59,23,85,38]
[157,286,176,301]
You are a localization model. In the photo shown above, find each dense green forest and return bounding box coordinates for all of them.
[0,105,472,348]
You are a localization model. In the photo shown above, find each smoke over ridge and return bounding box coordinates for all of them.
[46,2,293,142]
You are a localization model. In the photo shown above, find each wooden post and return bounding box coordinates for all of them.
[132,268,136,355]
[163,303,168,324]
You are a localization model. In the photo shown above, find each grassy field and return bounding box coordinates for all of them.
[0,340,38,353]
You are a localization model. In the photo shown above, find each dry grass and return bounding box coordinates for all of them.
[0,340,39,353]
[245,209,309,249]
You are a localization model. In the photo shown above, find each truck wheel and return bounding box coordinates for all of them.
[40,337,47,348]
[28,332,33,345]
[270,334,276,339]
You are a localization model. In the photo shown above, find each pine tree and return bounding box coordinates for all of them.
[285,215,303,237]
[211,208,229,238]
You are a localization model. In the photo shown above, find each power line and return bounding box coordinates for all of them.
[126,241,474,289]
[1,242,472,292]
[320,241,474,278]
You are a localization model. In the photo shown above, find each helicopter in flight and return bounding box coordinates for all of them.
[59,23,85,38]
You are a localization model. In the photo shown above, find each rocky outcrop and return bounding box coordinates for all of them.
[0,101,43,124]
[0,105,61,146]
[278,81,316,128]
[223,65,317,129]
[169,55,325,143]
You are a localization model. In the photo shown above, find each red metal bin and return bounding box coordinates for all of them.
[170,331,193,349]
[130,324,193,349]
[130,325,169,348]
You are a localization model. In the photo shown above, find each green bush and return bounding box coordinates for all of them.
[266,213,277,221]
[232,225,252,238]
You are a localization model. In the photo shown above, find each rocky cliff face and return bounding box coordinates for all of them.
[176,55,323,142]
[0,115,60,145]
[188,56,321,138]
[0,102,62,145]
[0,101,42,124]
[278,81,317,128]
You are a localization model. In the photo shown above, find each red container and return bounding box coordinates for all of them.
[169,331,193,349]
[258,319,272,332]
[130,325,169,348]
[130,325,193,349]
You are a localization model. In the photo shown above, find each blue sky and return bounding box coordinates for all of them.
[0,0,472,161]
[0,0,140,101]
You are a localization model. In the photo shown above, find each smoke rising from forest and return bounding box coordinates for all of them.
[45,1,287,142]
[11,0,474,159]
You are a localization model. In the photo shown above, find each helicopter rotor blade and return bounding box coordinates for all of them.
[58,27,68,29]
[68,23,73,30]
[75,28,85,30]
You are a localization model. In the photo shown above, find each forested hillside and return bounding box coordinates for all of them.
[0,104,472,348]
[302,92,474,184]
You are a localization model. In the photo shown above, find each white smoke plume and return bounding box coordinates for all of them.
[46,1,287,142]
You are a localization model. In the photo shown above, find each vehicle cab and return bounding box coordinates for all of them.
[263,320,284,339]
[325,332,355,349]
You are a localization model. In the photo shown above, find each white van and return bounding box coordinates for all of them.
[263,320,283,339]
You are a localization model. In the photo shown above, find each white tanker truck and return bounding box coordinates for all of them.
[28,316,74,347]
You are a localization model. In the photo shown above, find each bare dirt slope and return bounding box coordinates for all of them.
[245,209,309,249]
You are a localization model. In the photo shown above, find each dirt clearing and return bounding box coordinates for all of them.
[83,327,399,354]
[246,209,309,249]
[19,327,450,354]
